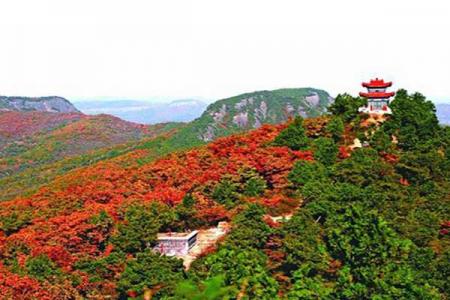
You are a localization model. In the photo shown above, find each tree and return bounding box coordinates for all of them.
[192,246,279,299]
[0,211,32,236]
[226,204,272,249]
[212,178,240,208]
[118,250,185,298]
[370,128,392,153]
[25,255,62,282]
[287,266,333,300]
[328,94,366,122]
[325,116,344,142]
[313,137,338,166]
[273,116,309,150]
[112,203,176,254]
[282,211,329,274]
[332,148,393,187]
[172,275,236,300]
[326,204,439,299]
[288,160,327,190]
[242,174,267,197]
[174,193,201,231]
[383,89,440,151]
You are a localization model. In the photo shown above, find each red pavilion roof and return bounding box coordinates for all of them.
[362,78,392,88]
[359,91,395,98]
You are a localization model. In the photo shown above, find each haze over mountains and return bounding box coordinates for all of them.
[436,103,450,124]
[74,99,208,124]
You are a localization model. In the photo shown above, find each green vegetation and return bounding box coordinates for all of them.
[273,116,309,150]
[0,88,448,299]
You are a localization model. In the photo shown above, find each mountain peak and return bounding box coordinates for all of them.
[195,87,333,142]
[0,95,80,113]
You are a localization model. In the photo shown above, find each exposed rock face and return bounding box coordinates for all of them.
[0,96,80,113]
[212,104,227,123]
[305,92,320,106]
[233,112,248,128]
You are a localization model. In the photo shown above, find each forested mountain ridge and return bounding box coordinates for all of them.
[0,96,80,113]
[0,89,448,299]
[0,111,180,200]
[194,88,332,141]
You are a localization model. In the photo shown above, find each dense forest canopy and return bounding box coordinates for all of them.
[0,90,448,299]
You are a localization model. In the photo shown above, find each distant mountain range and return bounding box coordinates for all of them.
[74,99,208,124]
[436,103,450,124]
[0,96,79,113]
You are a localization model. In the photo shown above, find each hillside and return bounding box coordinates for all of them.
[0,89,448,299]
[0,112,180,199]
[0,88,331,201]
[0,96,80,113]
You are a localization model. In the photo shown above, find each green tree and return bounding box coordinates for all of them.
[325,116,344,142]
[243,176,267,197]
[273,116,309,150]
[328,94,366,122]
[370,128,392,153]
[383,89,440,150]
[211,178,240,208]
[118,250,185,298]
[332,148,393,187]
[25,254,61,282]
[313,137,338,166]
[174,193,201,231]
[282,211,329,274]
[192,247,279,299]
[226,204,272,249]
[326,204,439,299]
[172,275,236,300]
[112,203,176,254]
[0,211,32,236]
[288,160,327,190]
[287,265,333,300]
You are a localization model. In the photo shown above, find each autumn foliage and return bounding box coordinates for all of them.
[0,122,312,296]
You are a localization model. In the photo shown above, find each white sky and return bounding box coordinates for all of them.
[1,0,449,102]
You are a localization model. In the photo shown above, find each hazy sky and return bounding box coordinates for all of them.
[1,0,449,102]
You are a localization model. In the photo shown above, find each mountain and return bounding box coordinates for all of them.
[0,89,448,298]
[186,88,332,142]
[0,111,180,199]
[0,88,332,201]
[75,99,208,124]
[436,103,450,124]
[0,96,80,113]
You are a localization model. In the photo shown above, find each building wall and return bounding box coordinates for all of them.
[155,239,189,256]
[154,232,199,256]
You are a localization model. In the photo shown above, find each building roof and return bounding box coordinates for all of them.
[362,78,393,88]
[157,230,198,240]
[359,91,395,99]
